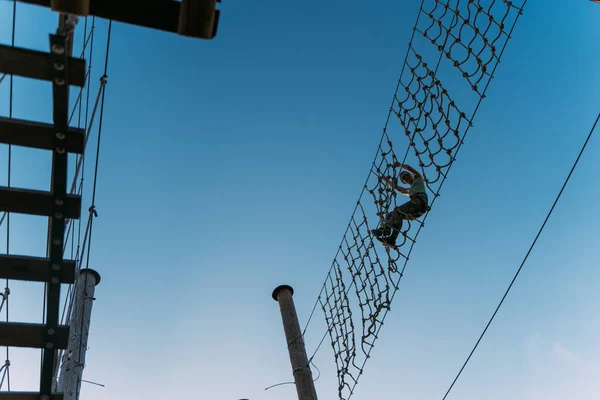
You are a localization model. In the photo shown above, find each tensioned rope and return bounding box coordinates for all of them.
[53,15,95,388]
[59,15,97,331]
[303,1,526,399]
[52,17,112,393]
[74,19,111,400]
[0,0,18,392]
[440,111,600,400]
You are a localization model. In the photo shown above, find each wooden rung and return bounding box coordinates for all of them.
[0,393,64,400]
[0,44,85,86]
[0,117,85,154]
[0,186,81,219]
[0,254,76,284]
[17,0,219,39]
[0,322,69,349]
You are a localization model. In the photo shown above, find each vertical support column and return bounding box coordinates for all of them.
[178,0,218,39]
[42,33,72,395]
[272,285,318,400]
[57,12,80,57]
[52,0,91,17]
[57,269,100,400]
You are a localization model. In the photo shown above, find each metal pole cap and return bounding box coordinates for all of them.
[79,268,101,286]
[272,284,294,301]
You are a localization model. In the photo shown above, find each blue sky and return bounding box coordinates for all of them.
[1,0,600,399]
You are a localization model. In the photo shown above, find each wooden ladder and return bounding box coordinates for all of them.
[0,1,220,399]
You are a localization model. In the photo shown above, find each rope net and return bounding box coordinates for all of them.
[317,1,525,398]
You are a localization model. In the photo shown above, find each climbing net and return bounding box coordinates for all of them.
[315,1,526,399]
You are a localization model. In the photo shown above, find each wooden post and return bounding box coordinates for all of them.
[52,0,91,16]
[178,0,217,39]
[57,268,100,400]
[272,285,318,400]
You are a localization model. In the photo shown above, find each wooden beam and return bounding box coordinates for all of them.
[178,0,218,39]
[52,0,90,16]
[0,44,85,86]
[17,0,219,38]
[21,0,181,31]
[0,117,85,154]
[0,393,64,400]
[0,186,81,219]
[0,254,76,284]
[0,322,69,349]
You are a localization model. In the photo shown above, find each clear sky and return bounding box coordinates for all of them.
[1,1,600,400]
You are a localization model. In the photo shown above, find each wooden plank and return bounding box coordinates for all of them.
[0,44,85,86]
[0,254,76,284]
[0,187,81,219]
[0,322,69,349]
[20,0,181,31]
[0,117,85,154]
[17,0,219,38]
[0,393,64,400]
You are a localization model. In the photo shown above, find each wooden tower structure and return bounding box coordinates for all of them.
[0,1,221,399]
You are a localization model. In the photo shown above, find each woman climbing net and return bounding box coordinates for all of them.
[371,162,430,249]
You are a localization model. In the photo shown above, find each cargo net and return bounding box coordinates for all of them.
[316,1,524,399]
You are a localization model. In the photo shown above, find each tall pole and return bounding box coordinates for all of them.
[57,268,101,400]
[272,285,318,400]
